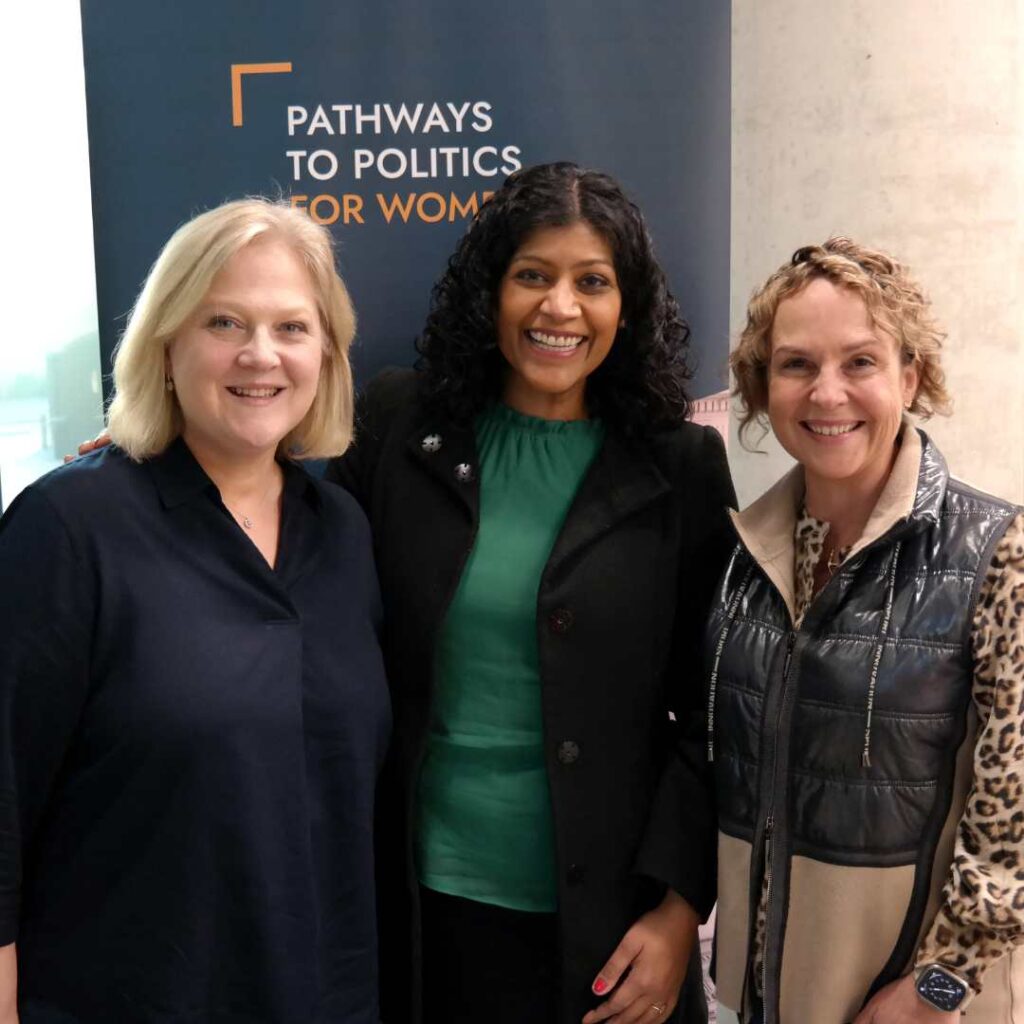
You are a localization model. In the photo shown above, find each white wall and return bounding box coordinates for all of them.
[729,0,1024,509]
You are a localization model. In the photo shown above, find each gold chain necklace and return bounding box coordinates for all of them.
[824,533,849,576]
[826,545,842,574]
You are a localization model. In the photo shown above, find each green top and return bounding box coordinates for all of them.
[415,402,605,912]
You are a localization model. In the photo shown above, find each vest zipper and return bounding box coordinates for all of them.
[781,632,795,681]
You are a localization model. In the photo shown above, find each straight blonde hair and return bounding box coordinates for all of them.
[107,198,356,460]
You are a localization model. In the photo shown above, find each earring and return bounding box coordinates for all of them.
[165,377,175,393]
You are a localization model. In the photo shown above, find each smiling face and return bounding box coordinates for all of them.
[166,236,325,467]
[496,220,622,420]
[768,277,919,502]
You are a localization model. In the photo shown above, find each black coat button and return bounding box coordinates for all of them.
[557,740,580,765]
[566,863,585,885]
[549,608,574,633]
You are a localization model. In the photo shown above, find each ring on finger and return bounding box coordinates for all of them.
[650,1005,665,1016]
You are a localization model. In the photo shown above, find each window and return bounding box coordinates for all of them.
[0,1,103,511]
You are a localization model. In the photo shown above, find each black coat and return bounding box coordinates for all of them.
[327,368,736,1024]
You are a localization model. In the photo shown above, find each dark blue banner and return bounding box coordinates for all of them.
[81,0,730,399]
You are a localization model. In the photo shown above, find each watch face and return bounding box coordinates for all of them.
[916,966,968,1012]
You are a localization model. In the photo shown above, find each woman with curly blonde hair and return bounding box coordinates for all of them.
[708,238,1024,1023]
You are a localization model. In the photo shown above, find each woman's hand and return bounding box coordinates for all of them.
[582,889,698,1024]
[64,432,112,463]
[852,975,960,1023]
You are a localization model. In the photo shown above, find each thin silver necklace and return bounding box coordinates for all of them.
[223,474,281,531]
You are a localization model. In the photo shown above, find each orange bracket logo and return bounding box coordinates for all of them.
[231,62,293,126]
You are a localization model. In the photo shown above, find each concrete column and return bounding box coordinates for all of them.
[729,0,1024,509]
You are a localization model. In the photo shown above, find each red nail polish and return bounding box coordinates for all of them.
[593,979,607,994]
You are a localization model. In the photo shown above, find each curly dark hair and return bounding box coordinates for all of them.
[414,162,693,435]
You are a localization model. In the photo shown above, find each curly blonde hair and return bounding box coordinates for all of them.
[731,237,952,444]
[107,198,356,460]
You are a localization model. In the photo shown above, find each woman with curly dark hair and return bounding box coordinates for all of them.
[328,162,736,1024]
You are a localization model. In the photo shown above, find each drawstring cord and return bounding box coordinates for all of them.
[707,553,755,763]
[862,542,902,768]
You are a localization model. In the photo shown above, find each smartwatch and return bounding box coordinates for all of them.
[914,964,969,1013]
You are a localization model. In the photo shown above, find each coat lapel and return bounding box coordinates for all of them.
[546,430,671,576]
[403,416,481,521]
[402,413,671,573]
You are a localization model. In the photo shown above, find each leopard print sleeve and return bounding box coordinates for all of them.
[914,511,1024,998]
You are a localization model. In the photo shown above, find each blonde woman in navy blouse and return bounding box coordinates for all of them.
[0,200,390,1023]
[329,163,736,1024]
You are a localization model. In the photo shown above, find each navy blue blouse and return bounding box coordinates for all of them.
[0,439,390,1023]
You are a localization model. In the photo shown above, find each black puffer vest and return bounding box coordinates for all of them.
[706,431,1019,1021]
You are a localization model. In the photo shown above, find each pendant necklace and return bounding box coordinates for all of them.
[825,534,849,576]
[827,545,841,574]
[224,473,281,531]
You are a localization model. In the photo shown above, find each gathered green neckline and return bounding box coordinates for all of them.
[482,402,604,435]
